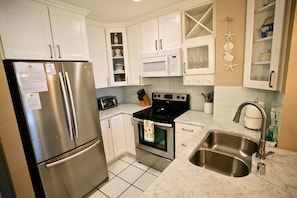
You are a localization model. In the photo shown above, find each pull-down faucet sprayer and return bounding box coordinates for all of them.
[233,101,274,159]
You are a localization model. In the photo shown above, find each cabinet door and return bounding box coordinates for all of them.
[86,23,109,88]
[100,119,114,163]
[0,0,53,60]
[183,37,215,75]
[139,18,159,53]
[243,0,285,90]
[127,24,142,85]
[49,6,89,61]
[110,114,126,157]
[175,123,202,156]
[123,114,136,155]
[105,28,130,86]
[158,11,181,50]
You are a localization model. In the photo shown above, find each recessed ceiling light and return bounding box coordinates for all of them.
[133,0,142,2]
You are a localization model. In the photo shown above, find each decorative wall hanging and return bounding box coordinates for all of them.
[223,16,238,72]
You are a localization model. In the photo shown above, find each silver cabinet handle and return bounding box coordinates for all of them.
[65,72,78,139]
[182,128,194,132]
[155,40,158,51]
[48,44,53,59]
[57,45,61,58]
[139,75,141,85]
[46,140,100,168]
[108,119,110,128]
[160,39,163,50]
[58,72,74,140]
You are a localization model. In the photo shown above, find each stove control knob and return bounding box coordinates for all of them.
[181,96,185,100]
[177,96,180,99]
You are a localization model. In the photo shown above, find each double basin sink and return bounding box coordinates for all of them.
[189,129,258,177]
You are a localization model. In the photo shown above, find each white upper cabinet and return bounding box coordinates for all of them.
[0,0,89,60]
[48,6,89,61]
[105,28,130,86]
[0,1,52,60]
[140,11,181,53]
[127,24,142,85]
[243,0,285,90]
[86,22,109,88]
[183,37,215,75]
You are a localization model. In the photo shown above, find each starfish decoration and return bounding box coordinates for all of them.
[224,17,235,41]
[224,62,238,72]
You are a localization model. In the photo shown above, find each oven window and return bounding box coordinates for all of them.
[138,123,167,151]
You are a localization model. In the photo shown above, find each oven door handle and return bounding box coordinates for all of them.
[132,117,173,128]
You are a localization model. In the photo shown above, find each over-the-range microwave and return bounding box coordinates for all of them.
[140,48,182,77]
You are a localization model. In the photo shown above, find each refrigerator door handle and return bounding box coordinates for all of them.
[45,140,101,168]
[65,72,79,139]
[59,72,74,141]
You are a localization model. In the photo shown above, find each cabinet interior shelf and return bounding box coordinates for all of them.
[113,56,124,59]
[114,70,125,74]
[185,4,213,39]
[255,36,273,43]
[255,1,276,13]
[253,61,271,65]
[112,44,123,47]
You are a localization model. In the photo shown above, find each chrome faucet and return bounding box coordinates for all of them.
[233,101,274,159]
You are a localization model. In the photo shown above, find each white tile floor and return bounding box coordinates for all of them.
[88,155,161,198]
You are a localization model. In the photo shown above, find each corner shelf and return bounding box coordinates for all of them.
[184,3,214,39]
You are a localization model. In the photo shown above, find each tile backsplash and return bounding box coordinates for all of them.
[96,79,284,131]
[96,77,214,111]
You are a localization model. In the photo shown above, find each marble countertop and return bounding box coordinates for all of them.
[141,110,297,198]
[99,103,150,120]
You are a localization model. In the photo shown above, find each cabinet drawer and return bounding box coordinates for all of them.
[175,123,202,135]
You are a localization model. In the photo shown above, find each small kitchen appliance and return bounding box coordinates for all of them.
[133,92,190,171]
[97,96,118,110]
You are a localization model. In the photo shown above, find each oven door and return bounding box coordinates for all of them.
[133,118,174,160]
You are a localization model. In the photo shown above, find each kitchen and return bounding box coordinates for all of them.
[0,0,297,197]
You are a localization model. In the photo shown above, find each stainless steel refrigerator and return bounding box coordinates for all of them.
[4,61,108,197]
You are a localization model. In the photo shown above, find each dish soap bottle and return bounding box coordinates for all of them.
[266,125,275,141]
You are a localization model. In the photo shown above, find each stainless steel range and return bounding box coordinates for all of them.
[132,92,190,171]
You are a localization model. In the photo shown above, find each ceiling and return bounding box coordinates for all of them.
[58,0,188,23]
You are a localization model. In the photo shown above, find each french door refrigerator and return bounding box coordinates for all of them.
[3,61,108,198]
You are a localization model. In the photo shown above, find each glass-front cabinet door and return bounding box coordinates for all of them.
[243,0,285,90]
[183,37,215,74]
[106,28,129,86]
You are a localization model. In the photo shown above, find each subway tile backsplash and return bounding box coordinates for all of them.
[95,80,284,126]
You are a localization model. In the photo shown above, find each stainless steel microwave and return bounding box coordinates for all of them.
[140,48,182,77]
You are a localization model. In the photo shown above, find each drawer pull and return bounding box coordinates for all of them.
[182,128,194,132]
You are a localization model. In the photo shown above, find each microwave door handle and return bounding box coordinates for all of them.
[59,72,74,141]
[65,72,79,139]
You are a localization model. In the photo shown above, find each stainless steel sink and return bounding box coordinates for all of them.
[190,149,250,177]
[199,130,258,157]
[189,130,258,177]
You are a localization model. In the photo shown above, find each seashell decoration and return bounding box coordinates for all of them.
[223,16,238,72]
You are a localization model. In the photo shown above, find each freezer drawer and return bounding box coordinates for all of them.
[38,139,108,198]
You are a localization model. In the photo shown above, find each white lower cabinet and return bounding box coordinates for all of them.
[100,114,136,163]
[100,118,114,163]
[123,114,136,155]
[175,123,202,156]
[110,114,126,157]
